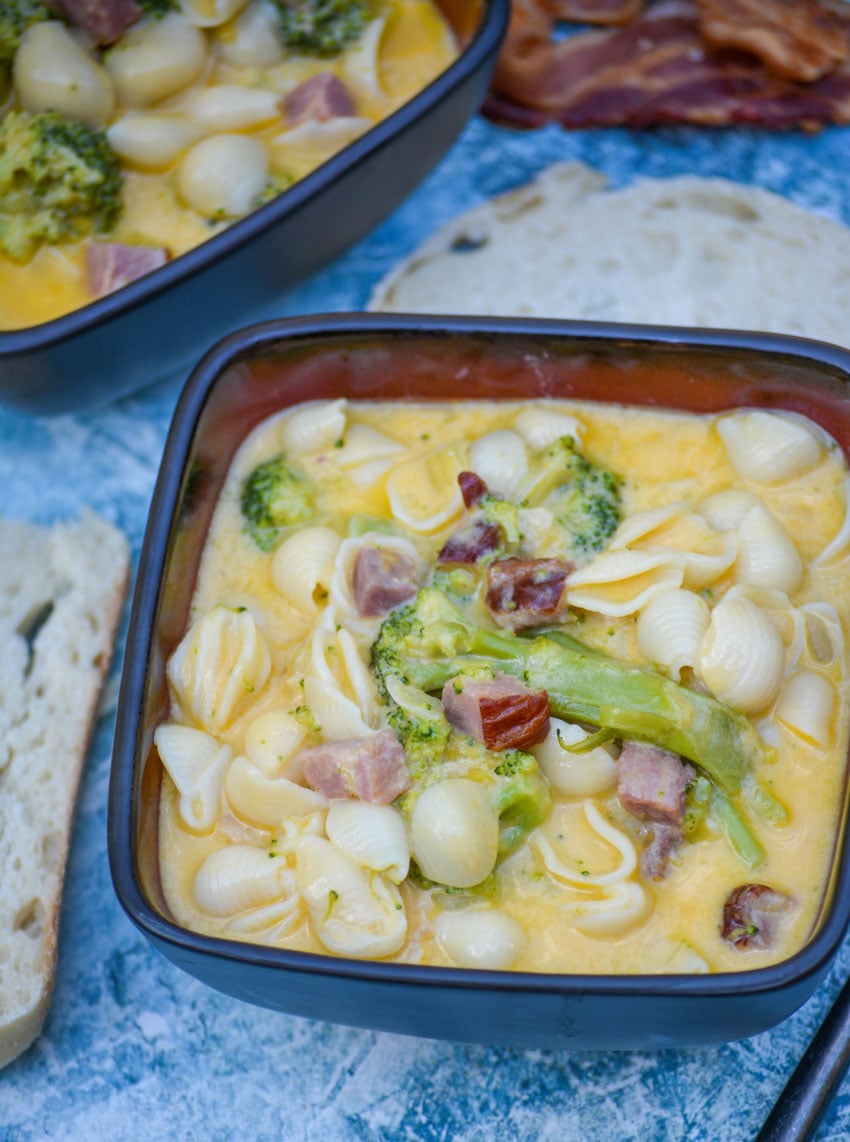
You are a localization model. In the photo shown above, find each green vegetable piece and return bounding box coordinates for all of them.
[526,436,622,558]
[711,789,764,868]
[0,111,123,262]
[239,452,315,551]
[0,0,48,64]
[272,0,371,57]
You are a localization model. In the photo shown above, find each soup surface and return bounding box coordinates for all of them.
[156,397,850,974]
[0,0,457,330]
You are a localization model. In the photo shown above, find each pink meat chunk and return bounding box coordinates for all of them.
[437,518,503,565]
[617,741,689,826]
[721,883,795,950]
[458,470,489,508]
[485,557,572,631]
[639,823,683,882]
[284,72,357,126]
[299,729,411,804]
[442,672,550,751]
[351,547,420,617]
[54,0,142,44]
[86,243,169,299]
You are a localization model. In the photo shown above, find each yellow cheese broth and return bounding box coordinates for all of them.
[158,399,850,974]
[0,0,456,331]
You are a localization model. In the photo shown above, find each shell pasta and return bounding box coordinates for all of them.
[156,399,850,975]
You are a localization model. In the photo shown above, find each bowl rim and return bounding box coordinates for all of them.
[109,311,850,999]
[0,0,508,354]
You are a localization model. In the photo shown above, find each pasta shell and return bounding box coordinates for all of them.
[279,399,347,454]
[309,614,380,725]
[533,802,637,888]
[178,135,269,219]
[565,549,684,617]
[697,596,785,714]
[735,504,803,595]
[154,723,231,833]
[563,881,650,938]
[325,801,410,883]
[214,0,283,67]
[468,430,528,500]
[697,489,760,531]
[716,410,822,484]
[409,779,500,889]
[341,17,385,98]
[330,424,406,470]
[609,503,689,550]
[269,118,372,179]
[636,588,711,679]
[800,603,846,675]
[303,675,372,739]
[654,941,710,974]
[532,718,617,796]
[514,407,584,450]
[167,605,271,732]
[435,908,526,970]
[724,584,801,665]
[226,895,303,940]
[271,525,342,615]
[385,445,466,533]
[194,844,292,916]
[179,0,251,26]
[103,14,207,107]
[225,755,328,826]
[107,113,198,170]
[187,84,280,131]
[243,709,307,777]
[775,671,836,749]
[295,834,407,959]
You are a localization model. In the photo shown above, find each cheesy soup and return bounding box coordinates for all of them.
[0,0,457,330]
[155,398,850,974]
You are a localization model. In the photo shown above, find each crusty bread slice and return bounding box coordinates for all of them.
[0,510,129,1069]
[370,162,850,349]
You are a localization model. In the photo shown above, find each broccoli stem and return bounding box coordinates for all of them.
[395,605,773,798]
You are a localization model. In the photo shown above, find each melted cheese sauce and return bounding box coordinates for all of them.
[157,399,850,975]
[0,0,456,331]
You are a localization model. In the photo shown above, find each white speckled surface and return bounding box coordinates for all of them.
[5,115,850,1140]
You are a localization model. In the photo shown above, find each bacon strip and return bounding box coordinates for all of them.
[698,0,850,83]
[721,883,795,949]
[486,0,850,130]
[485,557,571,631]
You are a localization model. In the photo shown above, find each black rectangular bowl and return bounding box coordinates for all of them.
[0,0,506,416]
[109,313,850,1050]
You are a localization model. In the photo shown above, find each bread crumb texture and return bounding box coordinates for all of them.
[0,511,128,1068]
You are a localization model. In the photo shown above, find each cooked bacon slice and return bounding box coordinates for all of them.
[442,673,550,750]
[458,470,490,508]
[721,883,795,949]
[351,547,420,617]
[697,0,850,83]
[485,557,571,631]
[299,729,411,804]
[54,0,142,44]
[86,243,169,299]
[284,72,357,126]
[437,518,503,565]
[547,0,645,24]
[486,0,850,130]
[617,741,689,826]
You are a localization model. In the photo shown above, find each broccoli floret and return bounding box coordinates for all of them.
[239,453,315,551]
[272,0,371,56]
[0,111,123,263]
[0,0,48,64]
[371,587,775,854]
[527,436,622,559]
[137,0,177,15]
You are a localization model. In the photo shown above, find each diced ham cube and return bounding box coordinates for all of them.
[441,672,550,751]
[485,557,572,631]
[617,741,689,827]
[437,519,503,565]
[54,0,142,44]
[86,243,169,299]
[639,823,682,882]
[351,547,420,617]
[299,729,411,805]
[284,72,357,126]
[458,470,489,508]
[721,883,795,950]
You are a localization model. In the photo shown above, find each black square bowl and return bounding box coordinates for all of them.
[108,313,850,1049]
[0,0,506,416]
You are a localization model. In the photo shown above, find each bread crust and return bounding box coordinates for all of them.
[0,511,129,1069]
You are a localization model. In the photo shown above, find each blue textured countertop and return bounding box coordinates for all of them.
[5,115,850,1141]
